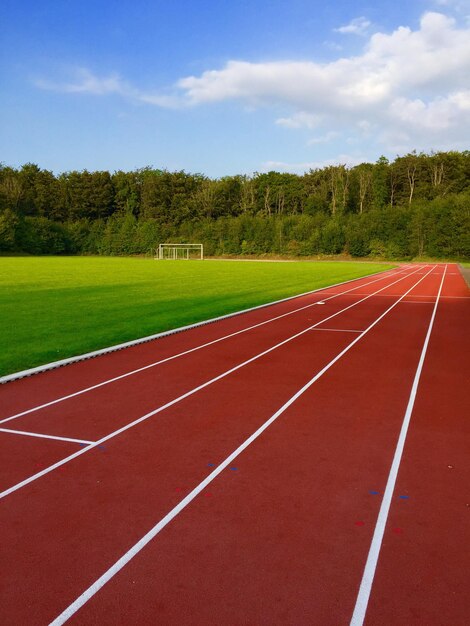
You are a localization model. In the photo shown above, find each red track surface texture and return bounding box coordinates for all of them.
[1,264,469,626]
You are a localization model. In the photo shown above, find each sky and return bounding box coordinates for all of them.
[1,0,469,177]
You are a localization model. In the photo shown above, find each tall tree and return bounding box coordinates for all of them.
[355,163,373,214]
[326,165,350,215]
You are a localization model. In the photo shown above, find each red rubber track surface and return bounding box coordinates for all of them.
[0,264,468,625]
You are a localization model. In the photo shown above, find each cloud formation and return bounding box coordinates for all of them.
[35,68,129,96]
[334,17,371,36]
[36,12,470,156]
[178,12,468,108]
[176,12,470,150]
[35,67,180,108]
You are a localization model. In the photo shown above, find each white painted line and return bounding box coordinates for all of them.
[310,328,363,333]
[349,265,447,626]
[338,293,394,298]
[1,266,402,385]
[0,428,94,446]
[48,265,438,626]
[0,266,429,501]
[0,267,412,426]
[345,293,469,299]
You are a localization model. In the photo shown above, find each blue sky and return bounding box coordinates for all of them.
[1,0,469,176]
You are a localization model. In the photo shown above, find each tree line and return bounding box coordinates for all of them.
[0,150,469,259]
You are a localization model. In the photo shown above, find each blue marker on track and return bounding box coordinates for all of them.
[230,467,237,471]
[369,491,379,495]
[399,495,409,499]
[207,463,215,467]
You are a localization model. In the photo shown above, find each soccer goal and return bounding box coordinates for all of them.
[156,243,204,260]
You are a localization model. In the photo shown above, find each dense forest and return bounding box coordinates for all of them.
[0,151,469,260]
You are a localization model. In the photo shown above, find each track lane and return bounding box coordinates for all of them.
[315,268,442,332]
[350,266,448,626]
[0,268,433,625]
[46,267,446,626]
[2,265,464,626]
[0,434,82,492]
[361,266,470,626]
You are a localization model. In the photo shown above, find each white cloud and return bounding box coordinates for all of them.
[334,17,371,36]
[35,11,470,155]
[175,11,470,151]
[276,112,321,129]
[35,67,182,108]
[35,68,130,96]
[178,13,470,107]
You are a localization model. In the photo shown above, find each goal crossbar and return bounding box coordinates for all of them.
[156,243,204,260]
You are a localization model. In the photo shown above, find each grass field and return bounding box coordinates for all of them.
[0,256,394,377]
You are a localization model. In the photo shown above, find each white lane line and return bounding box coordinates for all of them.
[0,428,94,446]
[342,293,469,299]
[310,328,363,333]
[350,265,447,626]
[0,266,428,501]
[0,267,412,426]
[48,266,437,626]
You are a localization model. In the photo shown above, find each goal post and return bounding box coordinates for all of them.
[156,243,204,260]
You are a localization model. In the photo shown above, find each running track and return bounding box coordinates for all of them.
[0,263,468,625]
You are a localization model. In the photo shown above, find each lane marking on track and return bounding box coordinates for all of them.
[48,265,437,626]
[310,328,363,333]
[0,267,414,427]
[0,428,94,446]
[339,293,468,299]
[349,265,447,626]
[0,266,428,500]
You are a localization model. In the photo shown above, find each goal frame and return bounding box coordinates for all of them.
[156,243,204,260]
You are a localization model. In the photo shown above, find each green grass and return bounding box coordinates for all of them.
[0,256,394,376]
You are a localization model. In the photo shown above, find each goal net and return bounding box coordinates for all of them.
[156,243,204,260]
